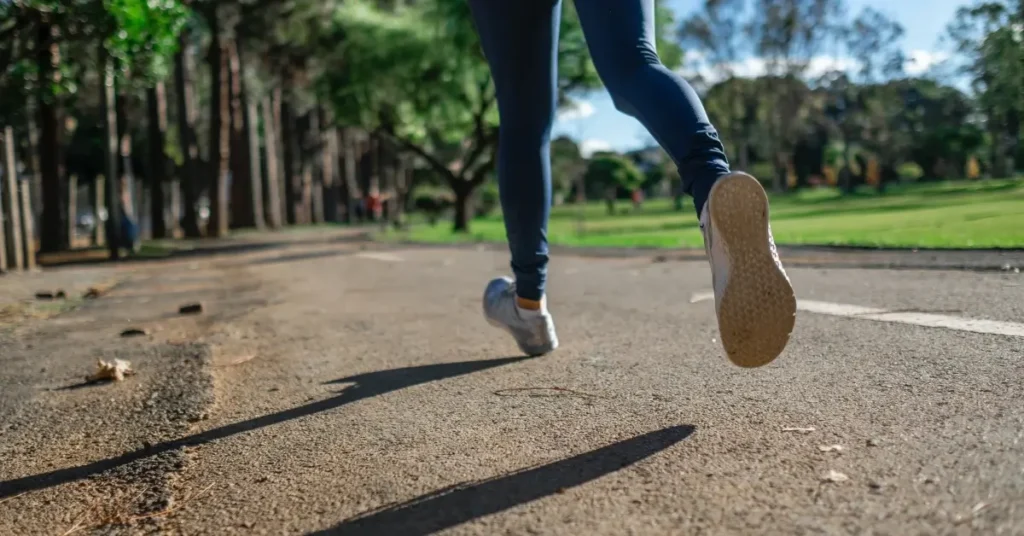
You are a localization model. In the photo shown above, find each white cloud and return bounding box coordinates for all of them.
[682,55,859,85]
[556,99,595,122]
[904,49,951,75]
[579,139,612,157]
[681,51,952,85]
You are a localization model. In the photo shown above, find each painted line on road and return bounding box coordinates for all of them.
[355,252,404,263]
[689,292,1024,338]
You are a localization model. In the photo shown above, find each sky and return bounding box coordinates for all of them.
[553,0,970,155]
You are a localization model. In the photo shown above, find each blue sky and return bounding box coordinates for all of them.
[553,0,969,154]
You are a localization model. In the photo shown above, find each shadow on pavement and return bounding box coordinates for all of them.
[245,249,354,266]
[37,230,372,268]
[0,356,532,499]
[312,425,696,536]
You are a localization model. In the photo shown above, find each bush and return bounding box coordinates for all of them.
[411,186,453,225]
[898,162,924,181]
[475,179,500,217]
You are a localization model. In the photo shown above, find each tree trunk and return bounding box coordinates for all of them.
[19,178,36,270]
[341,128,359,223]
[1,127,23,270]
[260,96,283,228]
[738,140,750,170]
[247,98,265,229]
[322,125,340,223]
[25,108,43,224]
[92,176,105,246]
[206,14,230,238]
[36,21,67,252]
[174,32,202,238]
[100,48,121,258]
[228,37,256,229]
[308,110,323,224]
[146,83,169,238]
[66,174,77,247]
[115,93,137,251]
[391,155,407,228]
[452,183,474,232]
[281,96,298,224]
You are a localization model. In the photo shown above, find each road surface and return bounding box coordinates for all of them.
[1,236,1022,535]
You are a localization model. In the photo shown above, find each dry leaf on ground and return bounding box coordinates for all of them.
[85,359,136,383]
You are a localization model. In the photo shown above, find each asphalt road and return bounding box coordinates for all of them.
[1,238,1022,535]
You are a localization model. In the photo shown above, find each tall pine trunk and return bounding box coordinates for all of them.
[281,96,298,224]
[308,110,323,224]
[260,96,283,228]
[340,128,359,223]
[100,48,121,258]
[227,38,256,229]
[206,12,230,237]
[322,125,340,222]
[246,99,265,229]
[146,83,169,238]
[174,32,202,237]
[36,21,67,252]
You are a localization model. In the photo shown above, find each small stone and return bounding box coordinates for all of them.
[178,302,204,315]
[866,438,880,447]
[822,470,849,483]
[868,480,883,490]
[120,327,149,337]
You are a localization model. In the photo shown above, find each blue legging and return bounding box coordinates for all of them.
[469,0,731,301]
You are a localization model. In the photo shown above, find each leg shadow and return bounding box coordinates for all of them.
[0,356,532,498]
[312,425,696,536]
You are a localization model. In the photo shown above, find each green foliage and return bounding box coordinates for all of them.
[584,152,645,193]
[550,136,585,197]
[103,0,190,86]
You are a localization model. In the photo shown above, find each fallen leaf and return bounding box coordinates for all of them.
[782,426,816,434]
[822,470,849,483]
[85,359,136,383]
[818,444,845,453]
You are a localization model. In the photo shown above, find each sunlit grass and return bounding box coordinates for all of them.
[387,179,1024,249]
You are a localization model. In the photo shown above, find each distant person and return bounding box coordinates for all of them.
[473,1,796,368]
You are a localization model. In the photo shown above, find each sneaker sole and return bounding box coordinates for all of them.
[484,316,558,357]
[482,285,559,357]
[708,173,797,368]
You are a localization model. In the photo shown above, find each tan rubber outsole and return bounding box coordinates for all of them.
[708,173,797,368]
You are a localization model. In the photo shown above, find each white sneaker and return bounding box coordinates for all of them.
[483,277,559,357]
[700,172,796,368]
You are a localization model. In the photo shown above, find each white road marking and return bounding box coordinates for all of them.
[689,291,715,304]
[689,292,1024,338]
[355,252,404,262]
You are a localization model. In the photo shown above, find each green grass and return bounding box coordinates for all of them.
[389,179,1024,249]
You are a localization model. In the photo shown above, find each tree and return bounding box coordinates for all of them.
[550,136,586,202]
[583,152,644,215]
[948,1,1023,177]
[749,0,845,191]
[321,0,679,232]
[0,0,187,252]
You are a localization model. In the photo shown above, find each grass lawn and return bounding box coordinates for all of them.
[389,179,1024,249]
